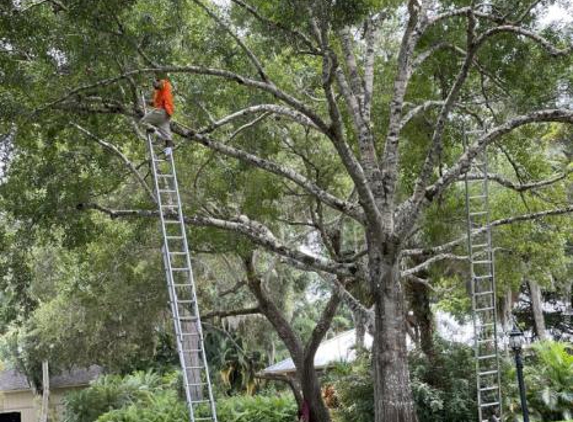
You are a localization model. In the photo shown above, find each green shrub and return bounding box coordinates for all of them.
[64,369,296,422]
[63,371,170,422]
[504,341,573,422]
[214,395,297,422]
[332,338,477,422]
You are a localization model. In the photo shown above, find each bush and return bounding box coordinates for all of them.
[504,341,573,422]
[64,369,296,422]
[331,338,477,422]
[63,371,170,422]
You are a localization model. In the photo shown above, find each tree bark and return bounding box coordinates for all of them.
[527,279,548,340]
[409,280,435,360]
[371,251,418,422]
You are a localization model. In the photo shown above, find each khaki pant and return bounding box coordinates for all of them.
[140,108,173,143]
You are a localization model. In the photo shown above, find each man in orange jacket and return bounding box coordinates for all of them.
[141,76,175,155]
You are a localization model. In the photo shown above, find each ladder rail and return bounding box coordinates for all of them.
[167,151,219,421]
[463,130,503,422]
[146,134,218,422]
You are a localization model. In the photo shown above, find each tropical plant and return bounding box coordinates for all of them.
[504,341,573,422]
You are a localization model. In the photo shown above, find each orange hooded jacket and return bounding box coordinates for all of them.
[153,79,174,116]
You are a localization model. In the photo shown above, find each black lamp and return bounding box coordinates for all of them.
[509,323,529,422]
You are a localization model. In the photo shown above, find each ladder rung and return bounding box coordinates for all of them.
[172,267,190,271]
[480,401,500,408]
[194,419,214,421]
[480,386,499,392]
[479,370,499,376]
[177,300,195,304]
[473,260,491,265]
[153,158,169,163]
[470,195,486,199]
[475,306,495,312]
[474,275,492,280]
[470,211,487,217]
[166,236,184,240]
[476,323,495,328]
[173,283,194,287]
[186,365,204,369]
[475,291,494,297]
[179,316,198,321]
[170,252,187,255]
[477,338,496,344]
[163,220,181,224]
[159,189,177,193]
[473,243,488,249]
[161,204,178,208]
[190,400,211,404]
[182,349,203,353]
[478,354,497,360]
[157,174,174,178]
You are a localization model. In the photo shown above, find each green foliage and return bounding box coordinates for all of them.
[63,371,171,422]
[63,369,296,422]
[331,339,477,422]
[504,341,573,422]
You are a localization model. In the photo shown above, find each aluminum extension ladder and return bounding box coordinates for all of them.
[463,133,503,422]
[146,134,218,422]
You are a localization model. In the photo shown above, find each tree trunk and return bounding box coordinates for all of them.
[371,254,418,422]
[408,280,434,360]
[527,279,548,340]
[300,355,331,422]
[352,309,366,348]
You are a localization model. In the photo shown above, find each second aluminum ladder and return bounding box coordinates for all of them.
[147,134,218,422]
[464,133,503,422]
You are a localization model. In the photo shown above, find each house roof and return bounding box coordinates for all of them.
[262,329,373,375]
[0,365,103,392]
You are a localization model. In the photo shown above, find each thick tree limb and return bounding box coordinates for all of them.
[38,66,330,136]
[245,254,305,365]
[401,253,469,277]
[197,104,320,134]
[172,125,363,222]
[202,307,261,320]
[381,0,428,214]
[427,109,573,200]
[305,290,341,358]
[78,203,355,277]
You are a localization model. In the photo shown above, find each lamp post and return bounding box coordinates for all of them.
[509,325,529,422]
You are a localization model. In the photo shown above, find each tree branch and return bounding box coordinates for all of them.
[197,104,320,134]
[202,307,261,320]
[305,289,341,359]
[402,205,573,257]
[70,123,156,202]
[229,0,318,54]
[464,169,573,192]
[192,0,269,82]
[78,203,356,277]
[173,125,363,222]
